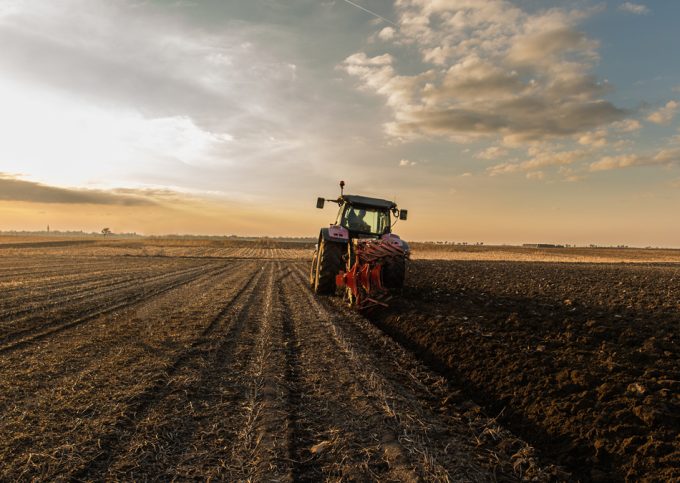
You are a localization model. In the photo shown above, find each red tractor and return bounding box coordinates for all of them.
[310,181,410,310]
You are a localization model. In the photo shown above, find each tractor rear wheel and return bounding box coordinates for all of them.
[343,242,356,306]
[313,239,344,295]
[382,255,406,289]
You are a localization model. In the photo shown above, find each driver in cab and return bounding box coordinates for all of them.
[347,208,371,232]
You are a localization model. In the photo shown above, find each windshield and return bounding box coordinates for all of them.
[341,206,390,234]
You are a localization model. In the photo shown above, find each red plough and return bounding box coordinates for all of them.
[336,239,407,311]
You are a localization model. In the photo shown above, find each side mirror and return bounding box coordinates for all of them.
[316,197,325,209]
[399,209,408,220]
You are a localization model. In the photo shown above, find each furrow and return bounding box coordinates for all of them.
[69,263,269,480]
[0,262,223,354]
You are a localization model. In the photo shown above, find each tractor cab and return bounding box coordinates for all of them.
[316,183,408,238]
[335,195,395,237]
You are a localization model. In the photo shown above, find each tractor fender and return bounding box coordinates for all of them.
[381,233,410,254]
[320,225,349,244]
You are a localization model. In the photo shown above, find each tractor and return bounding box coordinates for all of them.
[310,181,410,310]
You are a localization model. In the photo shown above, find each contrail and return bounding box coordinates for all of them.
[341,0,398,27]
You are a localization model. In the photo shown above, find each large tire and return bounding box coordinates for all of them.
[309,250,319,289]
[343,242,356,306]
[313,240,344,295]
[382,255,406,289]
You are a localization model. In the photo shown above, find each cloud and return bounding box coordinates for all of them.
[558,166,586,182]
[487,162,521,176]
[523,147,586,169]
[0,3,244,125]
[487,147,585,175]
[612,119,642,132]
[378,26,395,40]
[385,98,623,143]
[526,171,545,180]
[342,52,432,109]
[647,101,678,124]
[399,158,417,167]
[577,129,607,147]
[0,174,155,205]
[342,2,625,143]
[435,56,524,99]
[618,2,650,15]
[589,148,680,171]
[507,27,598,67]
[475,146,508,160]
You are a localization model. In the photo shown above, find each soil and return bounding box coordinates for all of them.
[1,240,677,481]
[375,260,680,482]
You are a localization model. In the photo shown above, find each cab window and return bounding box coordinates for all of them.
[341,207,389,234]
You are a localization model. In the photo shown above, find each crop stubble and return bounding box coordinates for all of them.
[1,242,677,481]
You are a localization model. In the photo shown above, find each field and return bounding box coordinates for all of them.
[1,237,678,481]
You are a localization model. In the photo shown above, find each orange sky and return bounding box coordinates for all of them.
[2,175,678,247]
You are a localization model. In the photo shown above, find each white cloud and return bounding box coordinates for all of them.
[589,154,641,171]
[378,26,395,40]
[612,119,642,132]
[344,52,394,67]
[487,146,586,175]
[590,148,680,171]
[342,53,431,111]
[647,101,679,125]
[487,162,520,176]
[558,166,585,182]
[475,146,508,160]
[399,158,417,167]
[523,147,586,170]
[342,1,624,144]
[577,129,607,147]
[619,2,650,15]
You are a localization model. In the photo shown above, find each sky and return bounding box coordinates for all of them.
[0,0,679,246]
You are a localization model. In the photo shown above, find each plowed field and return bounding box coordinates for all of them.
[1,240,678,481]
[376,261,680,482]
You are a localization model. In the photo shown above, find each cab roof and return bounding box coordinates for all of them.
[341,194,396,210]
